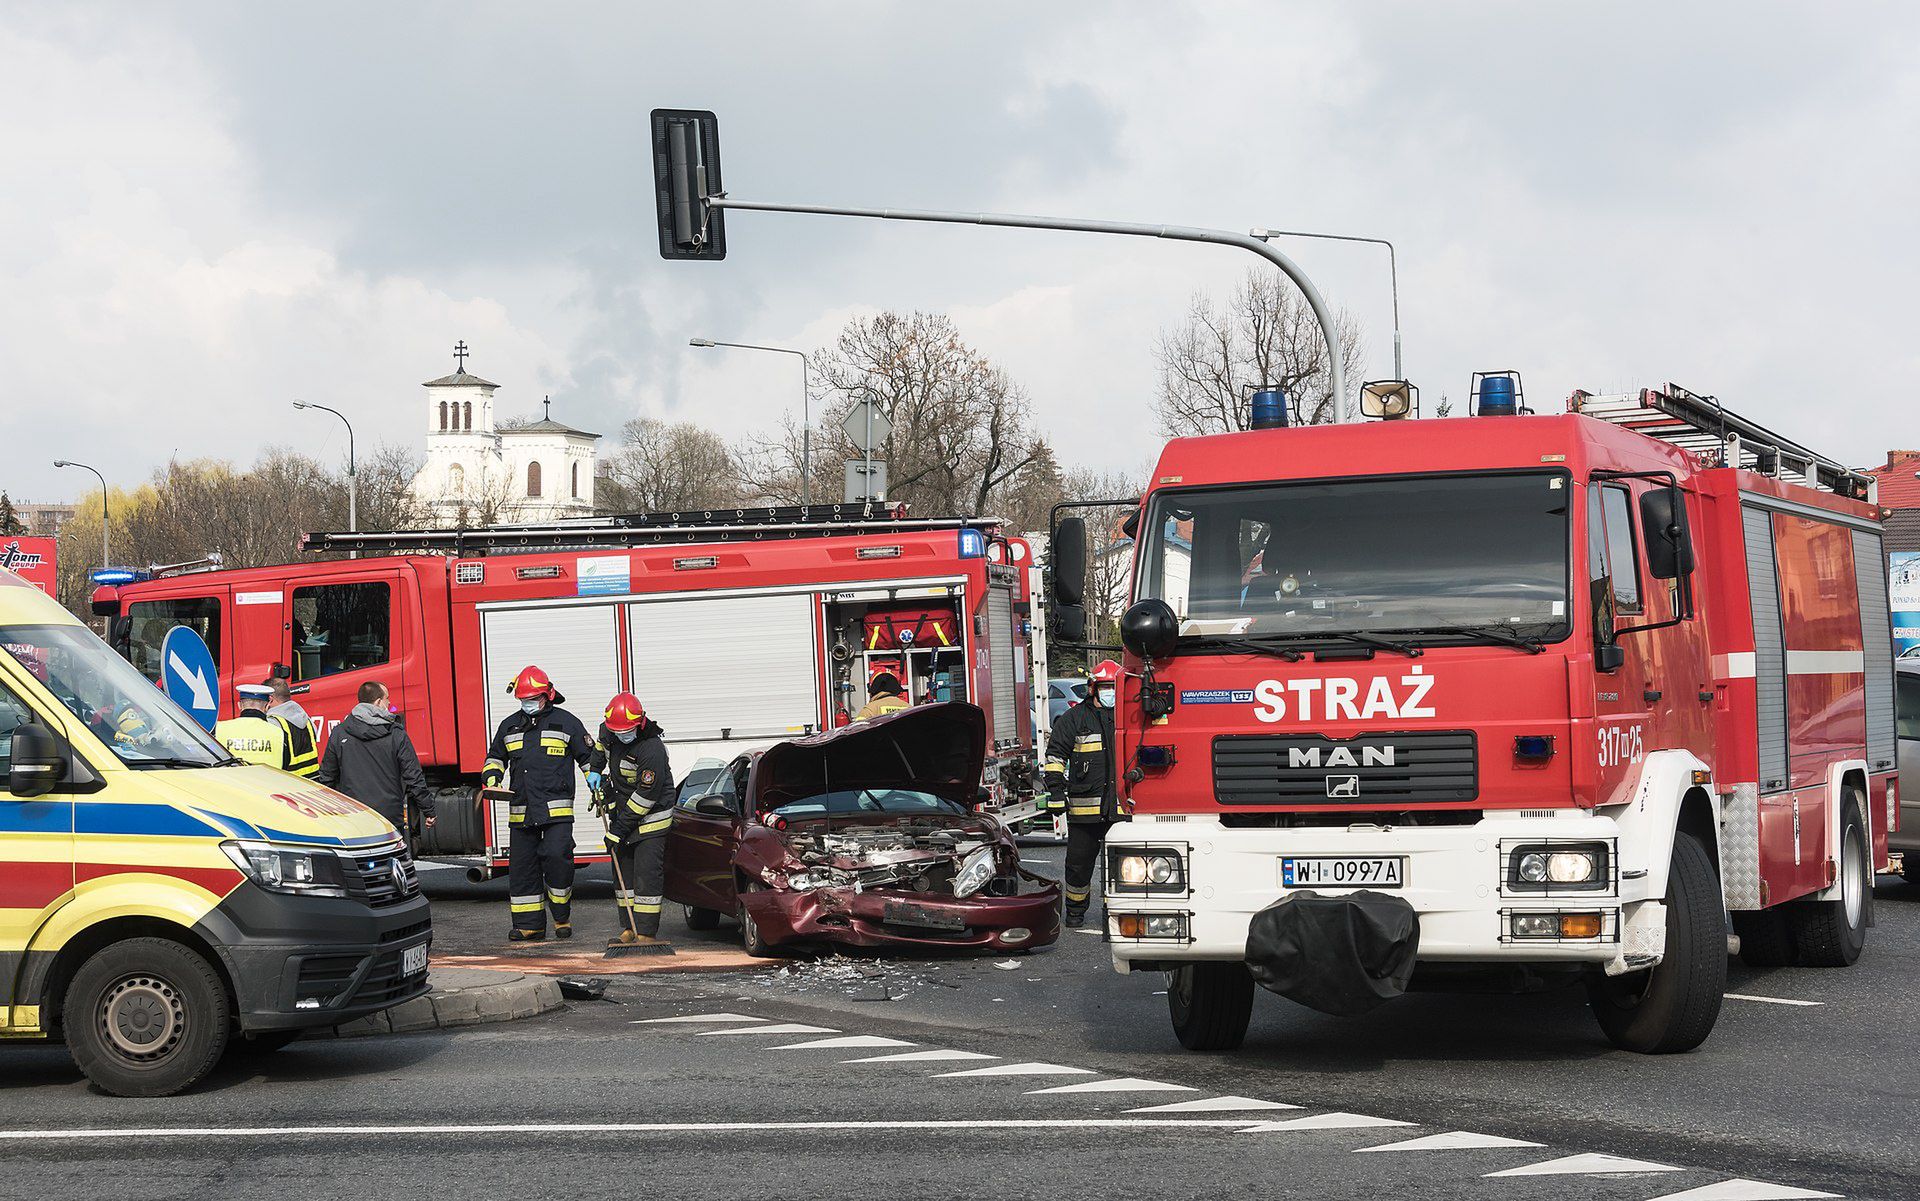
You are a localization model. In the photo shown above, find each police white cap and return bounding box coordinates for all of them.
[236,684,274,700]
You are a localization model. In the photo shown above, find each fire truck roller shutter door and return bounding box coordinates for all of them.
[1742,506,1790,793]
[479,603,623,854]
[1851,528,1898,776]
[625,592,821,746]
[987,584,1017,745]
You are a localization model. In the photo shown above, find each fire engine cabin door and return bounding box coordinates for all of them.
[478,601,623,855]
[625,591,822,767]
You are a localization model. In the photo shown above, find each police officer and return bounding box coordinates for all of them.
[263,672,320,779]
[594,692,675,945]
[215,683,304,773]
[484,666,597,942]
[1043,659,1122,929]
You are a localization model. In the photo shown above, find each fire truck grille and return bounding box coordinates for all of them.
[1212,731,1478,806]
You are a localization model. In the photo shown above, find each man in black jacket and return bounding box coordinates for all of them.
[1043,659,1122,929]
[594,691,674,944]
[316,680,435,843]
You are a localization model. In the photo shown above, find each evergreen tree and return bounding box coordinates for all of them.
[0,492,23,536]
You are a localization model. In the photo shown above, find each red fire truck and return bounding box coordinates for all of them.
[94,508,1048,875]
[1056,381,1895,1055]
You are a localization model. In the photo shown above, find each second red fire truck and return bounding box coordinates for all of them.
[95,508,1048,876]
[1057,381,1896,1055]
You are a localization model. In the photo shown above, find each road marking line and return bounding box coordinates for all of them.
[1129,1096,1300,1114]
[695,1023,837,1037]
[773,1036,915,1051]
[1240,1113,1415,1133]
[1724,993,1824,1007]
[630,1013,766,1024]
[843,1050,998,1064]
[934,1062,1096,1078]
[0,1119,1299,1142]
[1485,1152,1684,1177]
[1027,1078,1197,1095]
[1355,1131,1543,1152]
[1641,1180,1842,1200]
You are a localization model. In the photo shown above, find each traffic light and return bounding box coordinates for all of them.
[650,108,725,261]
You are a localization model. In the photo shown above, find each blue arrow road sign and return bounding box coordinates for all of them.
[159,625,220,733]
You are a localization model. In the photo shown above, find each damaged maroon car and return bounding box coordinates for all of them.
[663,703,1061,955]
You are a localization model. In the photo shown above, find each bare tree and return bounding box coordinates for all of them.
[1044,465,1149,671]
[599,417,740,513]
[355,442,430,532]
[1154,269,1366,435]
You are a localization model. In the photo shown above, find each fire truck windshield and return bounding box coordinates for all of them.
[1135,471,1572,647]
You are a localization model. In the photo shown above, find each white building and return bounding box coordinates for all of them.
[410,351,599,525]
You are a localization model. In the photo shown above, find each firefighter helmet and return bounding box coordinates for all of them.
[604,692,646,733]
[509,665,564,704]
[1090,659,1123,684]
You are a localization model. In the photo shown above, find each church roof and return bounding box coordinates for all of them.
[422,371,500,389]
[503,418,601,439]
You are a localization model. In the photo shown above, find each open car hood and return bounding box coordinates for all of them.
[753,702,987,814]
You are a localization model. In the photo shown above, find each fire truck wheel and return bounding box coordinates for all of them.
[683,904,723,932]
[1586,832,1725,1054]
[1787,800,1870,968]
[1730,908,1797,968]
[1167,962,1254,1052]
[63,937,231,1097]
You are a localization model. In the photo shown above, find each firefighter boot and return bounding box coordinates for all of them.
[554,924,572,940]
[509,928,546,942]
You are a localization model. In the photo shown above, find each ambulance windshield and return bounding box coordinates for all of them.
[1135,471,1572,645]
[1,623,231,768]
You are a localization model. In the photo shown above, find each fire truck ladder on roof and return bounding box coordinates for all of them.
[301,503,1006,556]
[1568,383,1873,499]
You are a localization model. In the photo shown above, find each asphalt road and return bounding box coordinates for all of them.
[2,847,1914,1201]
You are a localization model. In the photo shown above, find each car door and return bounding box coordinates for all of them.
[664,756,746,912]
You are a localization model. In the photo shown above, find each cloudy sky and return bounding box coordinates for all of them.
[5,1,1916,505]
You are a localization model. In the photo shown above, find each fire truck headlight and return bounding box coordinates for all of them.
[1109,847,1186,894]
[1507,843,1609,892]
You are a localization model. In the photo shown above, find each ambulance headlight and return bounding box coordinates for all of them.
[221,841,349,898]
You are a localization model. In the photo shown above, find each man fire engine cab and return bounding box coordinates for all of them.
[0,567,430,1096]
[485,665,596,941]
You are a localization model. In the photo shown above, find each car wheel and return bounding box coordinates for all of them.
[63,937,230,1097]
[737,884,779,958]
[1167,963,1254,1052]
[684,905,722,932]
[1731,907,1796,967]
[1587,832,1725,1054]
[1788,798,1870,967]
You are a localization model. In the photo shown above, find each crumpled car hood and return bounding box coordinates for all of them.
[752,701,986,814]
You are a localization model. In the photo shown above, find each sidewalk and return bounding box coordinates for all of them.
[325,965,566,1038]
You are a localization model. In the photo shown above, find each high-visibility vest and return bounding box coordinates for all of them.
[215,712,294,772]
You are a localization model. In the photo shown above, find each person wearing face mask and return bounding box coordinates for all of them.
[484,665,598,941]
[1043,659,1123,929]
[594,692,675,945]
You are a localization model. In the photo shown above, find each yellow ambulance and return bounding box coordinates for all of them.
[0,569,430,1095]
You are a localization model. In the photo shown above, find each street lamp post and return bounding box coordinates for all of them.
[1250,226,1402,384]
[689,338,812,506]
[293,400,356,531]
[51,459,109,569]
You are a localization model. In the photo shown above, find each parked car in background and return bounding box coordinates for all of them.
[1046,677,1087,725]
[1896,660,1919,883]
[663,703,1061,955]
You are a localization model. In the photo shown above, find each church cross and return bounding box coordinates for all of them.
[453,340,469,372]
[543,395,552,420]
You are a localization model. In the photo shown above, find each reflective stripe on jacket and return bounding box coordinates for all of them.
[595,719,675,842]
[483,704,595,825]
[1043,700,1117,823]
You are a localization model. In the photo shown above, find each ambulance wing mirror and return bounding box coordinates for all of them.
[6,723,68,799]
[1640,486,1695,580]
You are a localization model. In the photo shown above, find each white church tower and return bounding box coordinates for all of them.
[411,342,599,525]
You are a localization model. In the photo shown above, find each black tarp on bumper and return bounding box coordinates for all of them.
[1245,890,1419,1016]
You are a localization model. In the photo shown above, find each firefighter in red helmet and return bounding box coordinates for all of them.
[484,665,597,941]
[1044,658,1123,929]
[595,692,675,944]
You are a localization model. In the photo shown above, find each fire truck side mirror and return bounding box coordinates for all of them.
[1639,486,1695,580]
[1050,517,1088,606]
[1595,643,1627,673]
[1052,604,1087,643]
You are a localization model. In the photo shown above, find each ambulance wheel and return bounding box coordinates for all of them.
[1730,908,1796,968]
[64,937,230,1097]
[1168,962,1254,1052]
[1788,801,1869,968]
[1587,832,1725,1054]
[684,905,722,932]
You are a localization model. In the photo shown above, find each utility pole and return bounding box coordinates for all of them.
[51,459,109,568]
[689,339,813,504]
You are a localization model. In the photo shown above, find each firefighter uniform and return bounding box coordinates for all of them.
[1044,692,1119,926]
[595,715,675,938]
[215,710,302,773]
[485,696,596,939]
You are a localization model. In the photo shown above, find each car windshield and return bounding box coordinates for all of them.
[767,789,967,820]
[0,623,232,768]
[1136,471,1572,644]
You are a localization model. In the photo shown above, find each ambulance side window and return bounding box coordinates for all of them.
[0,680,33,776]
[290,582,391,681]
[1600,486,1643,615]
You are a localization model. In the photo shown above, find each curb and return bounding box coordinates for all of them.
[324,966,566,1038]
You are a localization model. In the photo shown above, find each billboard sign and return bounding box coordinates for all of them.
[0,536,57,597]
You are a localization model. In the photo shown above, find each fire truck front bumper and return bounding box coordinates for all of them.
[1104,814,1661,979]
